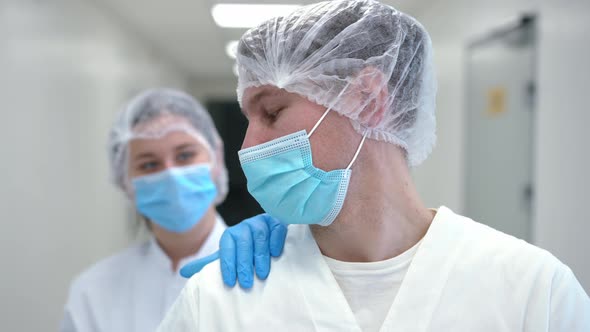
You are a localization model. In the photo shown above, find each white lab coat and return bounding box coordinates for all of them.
[60,217,226,332]
[158,207,590,332]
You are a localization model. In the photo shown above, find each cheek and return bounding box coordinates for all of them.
[126,164,141,188]
[266,110,315,143]
[309,115,358,171]
[194,152,212,164]
[211,163,221,181]
[127,166,136,180]
[280,108,313,131]
[123,180,136,202]
[309,133,339,171]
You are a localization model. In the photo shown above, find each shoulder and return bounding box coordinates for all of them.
[156,261,223,331]
[438,207,572,290]
[66,242,148,304]
[442,207,560,265]
[183,261,221,300]
[452,213,590,329]
[184,225,310,304]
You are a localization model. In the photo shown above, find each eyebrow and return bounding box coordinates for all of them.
[132,143,198,162]
[133,152,157,161]
[242,88,281,115]
[175,143,199,151]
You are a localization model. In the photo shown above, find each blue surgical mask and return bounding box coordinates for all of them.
[238,108,366,226]
[132,164,217,233]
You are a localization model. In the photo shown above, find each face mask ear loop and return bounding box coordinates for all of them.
[346,132,368,170]
[308,82,352,138]
[308,107,332,138]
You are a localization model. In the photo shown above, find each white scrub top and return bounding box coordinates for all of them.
[324,238,421,332]
[60,217,226,332]
[158,207,590,332]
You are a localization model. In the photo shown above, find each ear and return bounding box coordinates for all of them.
[354,67,389,128]
[211,140,225,180]
[124,177,135,200]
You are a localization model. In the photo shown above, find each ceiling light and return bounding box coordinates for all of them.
[212,4,301,28]
[232,63,239,77]
[225,40,239,59]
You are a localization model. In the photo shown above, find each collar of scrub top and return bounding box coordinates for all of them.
[285,207,461,332]
[147,214,226,274]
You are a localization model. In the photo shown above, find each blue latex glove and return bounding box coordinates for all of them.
[179,214,288,289]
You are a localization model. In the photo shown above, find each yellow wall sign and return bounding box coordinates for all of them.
[487,87,507,116]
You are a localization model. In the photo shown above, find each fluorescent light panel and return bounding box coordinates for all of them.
[212,4,301,28]
[232,63,239,77]
[225,40,239,59]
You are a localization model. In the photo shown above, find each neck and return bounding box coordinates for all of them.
[310,142,434,262]
[152,207,217,271]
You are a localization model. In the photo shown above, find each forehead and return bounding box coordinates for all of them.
[241,85,321,114]
[132,113,193,137]
[242,85,286,105]
[128,130,207,157]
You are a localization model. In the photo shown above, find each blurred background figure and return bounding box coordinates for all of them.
[60,88,230,331]
[0,0,588,330]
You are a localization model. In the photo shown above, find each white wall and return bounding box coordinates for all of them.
[0,0,187,330]
[189,76,238,102]
[409,0,590,291]
[533,0,590,292]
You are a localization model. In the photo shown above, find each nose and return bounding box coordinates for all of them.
[163,159,176,170]
[241,123,262,150]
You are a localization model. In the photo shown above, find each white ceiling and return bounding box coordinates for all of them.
[92,0,427,79]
